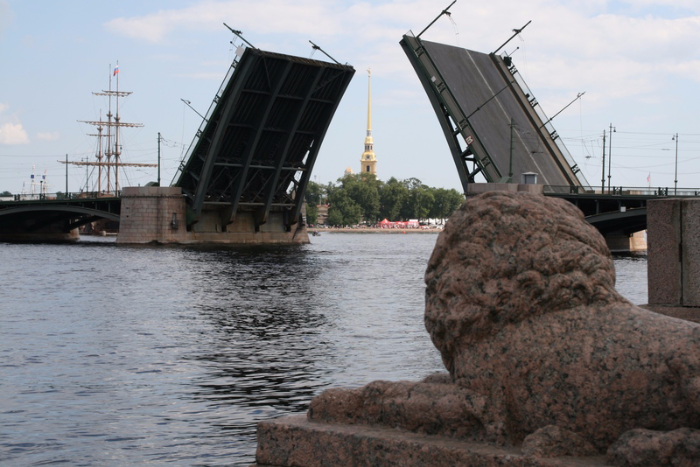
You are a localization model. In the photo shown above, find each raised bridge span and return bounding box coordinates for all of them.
[171,46,355,235]
[398,31,700,246]
[400,33,587,191]
[0,32,697,244]
[0,44,355,243]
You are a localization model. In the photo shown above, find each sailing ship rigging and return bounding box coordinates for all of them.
[62,63,154,195]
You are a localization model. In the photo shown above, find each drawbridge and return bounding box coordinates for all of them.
[0,39,354,243]
[172,43,355,233]
[400,32,589,193]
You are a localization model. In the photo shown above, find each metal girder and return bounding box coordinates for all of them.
[0,204,121,222]
[172,47,355,229]
[400,33,587,191]
[400,34,501,193]
[191,58,257,217]
[227,59,294,227]
[288,71,353,226]
[256,66,325,227]
[488,53,583,187]
[585,208,647,236]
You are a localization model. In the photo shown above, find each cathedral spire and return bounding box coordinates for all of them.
[361,68,377,176]
[366,68,372,135]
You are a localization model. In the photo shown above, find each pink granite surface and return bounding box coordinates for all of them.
[681,200,700,306]
[422,192,700,462]
[255,414,608,467]
[642,305,700,324]
[254,192,700,467]
[647,199,681,305]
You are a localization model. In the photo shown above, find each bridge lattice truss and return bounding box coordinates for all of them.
[400,34,588,193]
[173,48,355,229]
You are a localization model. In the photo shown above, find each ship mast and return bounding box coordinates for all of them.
[77,62,145,194]
[85,111,105,193]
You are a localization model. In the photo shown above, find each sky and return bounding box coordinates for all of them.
[1,0,699,195]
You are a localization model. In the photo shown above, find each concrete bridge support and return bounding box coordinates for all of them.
[116,186,309,245]
[604,230,647,253]
[116,187,188,244]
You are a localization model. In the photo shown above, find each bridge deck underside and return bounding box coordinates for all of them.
[407,38,581,188]
[0,197,121,234]
[174,48,354,228]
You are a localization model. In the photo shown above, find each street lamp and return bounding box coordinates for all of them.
[180,98,207,121]
[601,130,606,192]
[607,123,616,193]
[673,133,679,195]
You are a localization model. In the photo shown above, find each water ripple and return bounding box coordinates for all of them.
[0,235,645,465]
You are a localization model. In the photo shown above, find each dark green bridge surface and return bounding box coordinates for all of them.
[0,195,121,236]
[400,34,587,192]
[1,36,698,240]
[172,46,355,230]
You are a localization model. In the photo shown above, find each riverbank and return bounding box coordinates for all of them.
[309,227,442,234]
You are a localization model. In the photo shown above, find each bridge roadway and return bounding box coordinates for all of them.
[0,45,355,244]
[0,193,120,241]
[0,34,696,242]
[2,186,699,241]
[400,34,588,192]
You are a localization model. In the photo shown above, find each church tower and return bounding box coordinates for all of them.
[360,69,377,176]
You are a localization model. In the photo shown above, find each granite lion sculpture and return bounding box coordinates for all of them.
[425,191,700,459]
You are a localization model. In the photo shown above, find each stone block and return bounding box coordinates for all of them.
[647,199,681,305]
[682,200,700,306]
[254,415,607,467]
[253,192,700,467]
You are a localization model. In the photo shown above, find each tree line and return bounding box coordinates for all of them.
[304,174,465,226]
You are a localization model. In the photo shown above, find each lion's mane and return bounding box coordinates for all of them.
[424,191,621,373]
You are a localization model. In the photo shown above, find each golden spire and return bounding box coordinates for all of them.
[366,68,372,134]
[360,68,377,176]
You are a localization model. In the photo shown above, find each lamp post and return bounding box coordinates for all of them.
[673,133,679,195]
[601,130,606,193]
[607,123,615,194]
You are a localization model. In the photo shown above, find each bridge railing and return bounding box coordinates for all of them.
[544,185,700,197]
[170,48,245,186]
[1,191,121,202]
[503,57,591,189]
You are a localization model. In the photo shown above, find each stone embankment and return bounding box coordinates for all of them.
[254,192,700,467]
[309,227,442,234]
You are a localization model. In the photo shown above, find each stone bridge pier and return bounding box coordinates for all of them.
[646,198,700,322]
[116,186,309,245]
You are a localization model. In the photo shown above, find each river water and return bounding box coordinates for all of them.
[0,233,647,466]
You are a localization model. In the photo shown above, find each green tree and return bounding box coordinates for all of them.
[305,180,325,206]
[410,184,434,221]
[398,178,424,220]
[305,204,318,224]
[430,187,465,221]
[379,177,409,221]
[327,187,362,226]
[0,190,12,197]
[343,174,381,223]
[443,188,465,220]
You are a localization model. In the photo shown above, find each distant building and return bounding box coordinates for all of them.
[360,69,377,176]
[344,166,354,176]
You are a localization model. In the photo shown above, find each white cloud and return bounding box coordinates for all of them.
[0,103,8,113]
[0,123,30,145]
[36,131,60,141]
[102,0,700,129]
[104,0,344,43]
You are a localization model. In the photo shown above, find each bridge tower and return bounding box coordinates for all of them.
[360,69,377,176]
